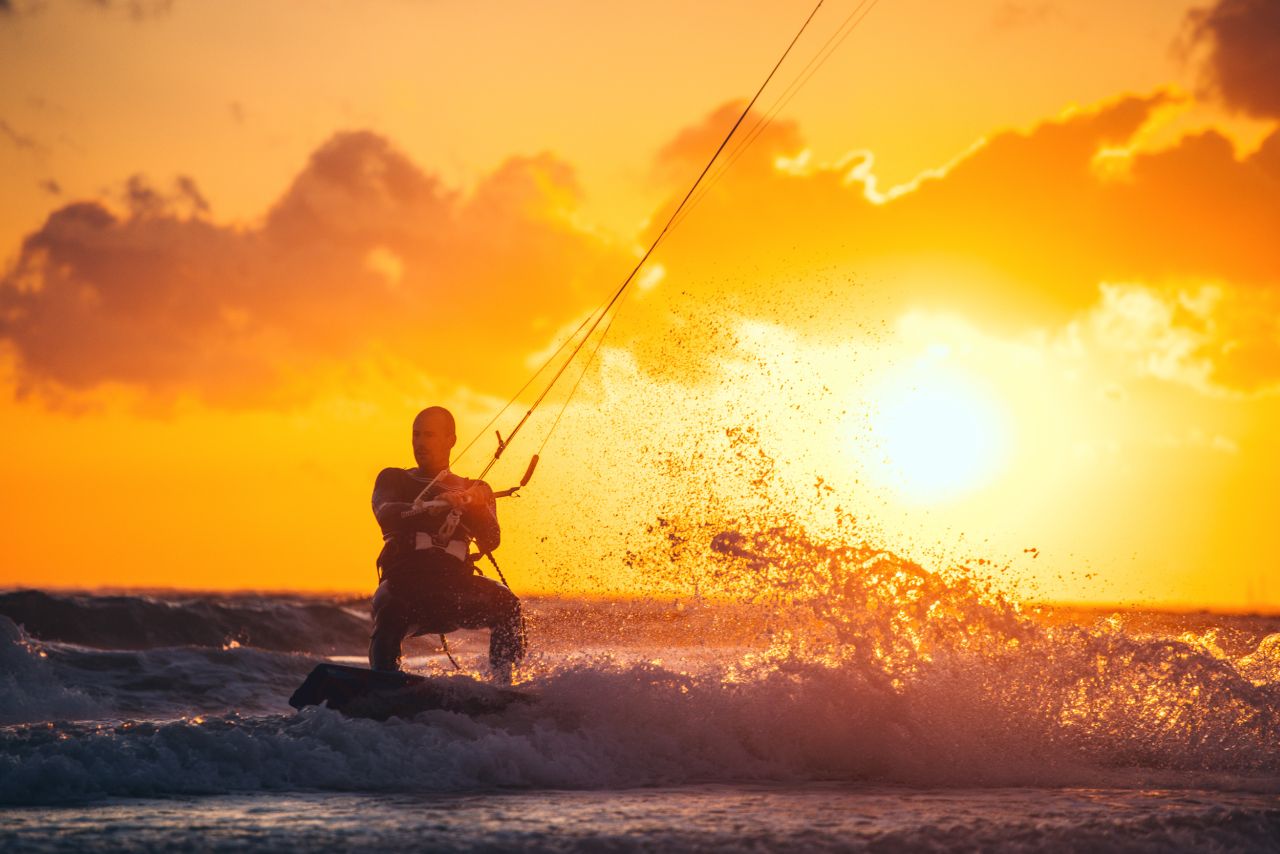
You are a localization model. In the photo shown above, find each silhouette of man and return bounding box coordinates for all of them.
[368,406,524,681]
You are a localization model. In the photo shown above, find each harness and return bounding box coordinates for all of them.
[377,469,479,577]
[412,504,468,562]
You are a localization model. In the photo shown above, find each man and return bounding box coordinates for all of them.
[368,406,525,682]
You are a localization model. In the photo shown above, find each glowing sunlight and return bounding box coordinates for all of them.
[862,359,1011,504]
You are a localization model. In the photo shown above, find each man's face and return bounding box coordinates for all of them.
[412,412,455,472]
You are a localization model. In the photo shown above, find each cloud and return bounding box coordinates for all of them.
[652,100,804,189]
[0,119,46,154]
[120,173,208,218]
[6,91,1279,408]
[1155,426,1240,454]
[990,2,1062,31]
[619,92,1280,391]
[0,0,173,20]
[636,94,1182,311]
[78,0,174,19]
[1072,283,1280,395]
[0,131,624,407]
[1188,0,1280,118]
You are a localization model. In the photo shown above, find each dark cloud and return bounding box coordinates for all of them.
[0,0,38,15]
[0,131,625,407]
[0,119,45,153]
[83,0,173,19]
[1188,0,1280,118]
[120,174,208,218]
[38,179,60,195]
[0,0,171,19]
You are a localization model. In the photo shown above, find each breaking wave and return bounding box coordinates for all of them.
[3,515,1279,806]
[0,589,372,654]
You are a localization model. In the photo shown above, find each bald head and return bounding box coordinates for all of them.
[412,406,456,473]
[415,406,455,435]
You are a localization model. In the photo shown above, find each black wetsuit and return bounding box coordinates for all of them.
[367,467,524,672]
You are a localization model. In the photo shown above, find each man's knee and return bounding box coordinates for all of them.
[498,587,521,619]
[472,575,518,612]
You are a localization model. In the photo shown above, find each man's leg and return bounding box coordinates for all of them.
[368,580,411,671]
[453,575,525,670]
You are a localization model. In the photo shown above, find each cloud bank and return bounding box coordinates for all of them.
[625,92,1280,393]
[0,132,623,405]
[4,90,1278,408]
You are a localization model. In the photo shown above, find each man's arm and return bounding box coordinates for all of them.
[461,481,500,553]
[371,468,422,534]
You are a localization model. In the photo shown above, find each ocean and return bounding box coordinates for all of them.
[2,537,1279,851]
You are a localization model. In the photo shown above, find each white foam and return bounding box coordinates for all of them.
[2,652,1278,805]
[0,616,97,725]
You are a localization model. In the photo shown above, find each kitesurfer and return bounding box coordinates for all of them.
[368,406,525,682]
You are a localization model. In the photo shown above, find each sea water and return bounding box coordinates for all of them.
[5,788,1278,851]
[2,531,1279,851]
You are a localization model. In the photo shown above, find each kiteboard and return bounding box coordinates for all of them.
[289,662,535,720]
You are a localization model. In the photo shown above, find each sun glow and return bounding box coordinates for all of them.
[863,360,1011,504]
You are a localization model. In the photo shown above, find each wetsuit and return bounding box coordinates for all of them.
[368,467,524,672]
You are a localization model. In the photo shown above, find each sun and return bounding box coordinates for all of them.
[863,363,1010,504]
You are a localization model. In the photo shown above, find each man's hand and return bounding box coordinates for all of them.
[439,490,470,510]
[439,483,489,510]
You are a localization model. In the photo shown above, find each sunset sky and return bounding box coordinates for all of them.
[2,0,1278,610]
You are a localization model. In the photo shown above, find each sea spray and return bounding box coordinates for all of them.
[614,426,1280,787]
[629,513,1280,782]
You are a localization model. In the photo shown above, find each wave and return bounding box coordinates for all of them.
[0,615,319,725]
[0,589,372,655]
[2,658,1278,806]
[3,622,1279,804]
[0,589,727,657]
[3,517,1280,805]
[0,616,99,726]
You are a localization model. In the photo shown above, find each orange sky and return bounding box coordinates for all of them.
[1,0,1278,610]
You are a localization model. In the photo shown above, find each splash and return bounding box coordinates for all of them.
[617,426,1280,785]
